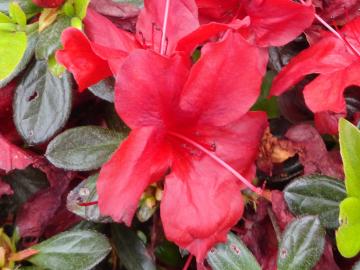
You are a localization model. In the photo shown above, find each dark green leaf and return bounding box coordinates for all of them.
[284,175,346,229]
[112,224,156,270]
[46,126,124,171]
[35,16,71,60]
[28,230,111,270]
[14,60,73,145]
[67,174,112,223]
[155,240,184,268]
[88,77,115,103]
[3,167,49,210]
[277,216,325,270]
[207,232,261,270]
[0,30,38,88]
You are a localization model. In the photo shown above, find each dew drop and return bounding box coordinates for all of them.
[79,187,90,197]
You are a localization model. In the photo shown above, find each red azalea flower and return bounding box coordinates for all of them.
[96,31,268,261]
[56,0,199,91]
[270,17,360,116]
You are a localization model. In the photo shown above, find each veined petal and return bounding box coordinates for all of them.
[304,62,360,113]
[56,28,112,91]
[270,35,356,97]
[136,0,199,54]
[84,8,140,52]
[115,50,190,129]
[97,127,171,225]
[180,31,267,127]
[241,0,315,47]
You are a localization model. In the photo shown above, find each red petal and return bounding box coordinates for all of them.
[180,31,267,126]
[0,178,13,198]
[241,0,315,47]
[161,159,244,261]
[84,8,140,52]
[0,135,35,173]
[115,50,190,129]
[195,0,239,23]
[270,36,355,97]
[56,28,112,91]
[304,62,360,113]
[161,112,267,261]
[314,111,345,135]
[97,127,171,225]
[136,0,199,54]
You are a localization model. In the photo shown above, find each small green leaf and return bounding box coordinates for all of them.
[27,230,111,270]
[339,118,360,198]
[336,197,360,258]
[67,174,112,223]
[89,77,115,103]
[277,216,325,270]
[112,224,156,270]
[0,11,11,22]
[9,2,26,26]
[35,16,71,60]
[70,16,82,29]
[62,2,75,17]
[0,29,38,87]
[155,240,183,268]
[14,60,73,145]
[207,233,261,270]
[74,0,89,19]
[0,31,27,82]
[46,126,125,171]
[284,175,346,229]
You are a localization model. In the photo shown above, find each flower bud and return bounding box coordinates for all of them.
[32,0,65,8]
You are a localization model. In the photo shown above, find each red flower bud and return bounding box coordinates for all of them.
[32,0,65,8]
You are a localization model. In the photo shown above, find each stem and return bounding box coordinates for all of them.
[182,255,193,270]
[160,0,171,55]
[167,131,263,195]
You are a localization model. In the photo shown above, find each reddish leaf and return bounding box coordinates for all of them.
[271,190,294,230]
[0,135,35,173]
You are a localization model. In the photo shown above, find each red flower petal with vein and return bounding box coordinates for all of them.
[136,0,200,54]
[56,28,113,91]
[270,17,360,115]
[97,31,267,261]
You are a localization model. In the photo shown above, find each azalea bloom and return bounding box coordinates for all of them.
[96,31,268,260]
[270,17,360,118]
[56,0,199,91]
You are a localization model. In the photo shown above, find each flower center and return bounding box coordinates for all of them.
[167,131,263,195]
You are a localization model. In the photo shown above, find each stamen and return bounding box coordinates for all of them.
[167,131,263,195]
[182,255,193,270]
[160,0,171,55]
[78,201,98,207]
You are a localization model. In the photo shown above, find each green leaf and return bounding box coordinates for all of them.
[3,167,49,211]
[0,11,11,22]
[336,197,360,258]
[35,16,71,60]
[0,1,40,18]
[155,240,183,268]
[277,216,325,270]
[207,232,261,270]
[284,175,346,229]
[74,0,89,19]
[0,29,38,88]
[0,31,27,83]
[67,174,112,223]
[27,230,111,270]
[252,71,279,118]
[9,2,26,26]
[112,224,156,270]
[46,126,125,171]
[339,118,360,198]
[13,60,73,145]
[88,77,115,103]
